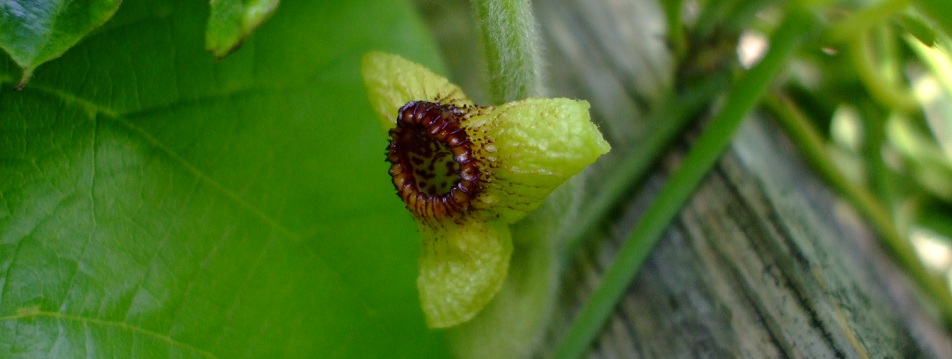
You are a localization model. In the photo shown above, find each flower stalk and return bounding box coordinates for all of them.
[471,0,543,103]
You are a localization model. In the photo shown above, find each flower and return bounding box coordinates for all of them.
[361,52,610,328]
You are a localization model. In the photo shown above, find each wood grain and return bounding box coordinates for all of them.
[414,0,952,357]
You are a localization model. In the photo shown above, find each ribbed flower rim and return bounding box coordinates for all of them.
[386,101,483,223]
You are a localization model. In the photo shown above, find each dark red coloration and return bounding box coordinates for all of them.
[387,101,482,221]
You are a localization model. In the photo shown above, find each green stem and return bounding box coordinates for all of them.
[911,0,952,41]
[661,0,687,60]
[471,0,542,103]
[908,34,952,101]
[551,9,819,359]
[559,74,728,258]
[765,94,952,329]
[848,27,918,112]
[826,0,908,42]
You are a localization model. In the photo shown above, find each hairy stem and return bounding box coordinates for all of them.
[471,0,542,103]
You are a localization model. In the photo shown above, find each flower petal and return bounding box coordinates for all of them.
[361,52,472,128]
[417,219,513,328]
[468,98,611,222]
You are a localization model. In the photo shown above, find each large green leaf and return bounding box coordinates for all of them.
[0,0,450,357]
[0,0,121,86]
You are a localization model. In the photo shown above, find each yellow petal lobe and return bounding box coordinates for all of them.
[468,98,611,223]
[361,52,472,129]
[418,220,513,328]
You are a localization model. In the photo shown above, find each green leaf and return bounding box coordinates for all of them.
[0,0,450,357]
[0,0,121,87]
[206,0,280,59]
[912,0,952,42]
[914,203,952,245]
[886,117,952,201]
[900,13,937,47]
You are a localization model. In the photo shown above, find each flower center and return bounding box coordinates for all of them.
[387,101,482,221]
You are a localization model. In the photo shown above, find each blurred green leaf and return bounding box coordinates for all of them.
[900,13,937,47]
[914,203,952,245]
[0,0,450,357]
[206,0,279,59]
[908,36,952,158]
[0,0,121,87]
[912,0,952,42]
[887,117,952,201]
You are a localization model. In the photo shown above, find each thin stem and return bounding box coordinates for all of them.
[908,34,952,102]
[825,0,909,43]
[848,27,918,112]
[471,0,542,103]
[765,94,952,328]
[551,9,819,359]
[558,74,728,258]
[661,0,687,60]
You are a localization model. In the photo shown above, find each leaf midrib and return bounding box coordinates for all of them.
[0,76,401,350]
[0,309,219,358]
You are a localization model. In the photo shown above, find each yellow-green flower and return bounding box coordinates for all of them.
[361,52,610,328]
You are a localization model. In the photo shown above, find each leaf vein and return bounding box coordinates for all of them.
[4,72,399,345]
[0,310,219,358]
[121,179,202,325]
[57,115,100,313]
[104,114,299,239]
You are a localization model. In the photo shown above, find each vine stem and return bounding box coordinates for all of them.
[558,75,727,258]
[551,9,820,359]
[848,27,918,112]
[825,0,908,42]
[471,0,542,103]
